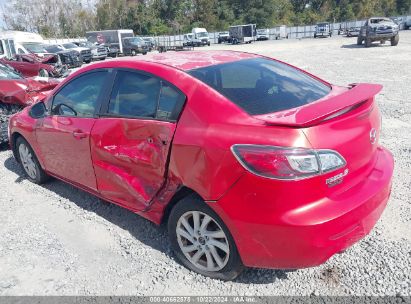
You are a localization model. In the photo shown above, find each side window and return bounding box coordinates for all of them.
[52,71,107,117]
[17,48,24,54]
[157,82,185,120]
[108,70,161,118]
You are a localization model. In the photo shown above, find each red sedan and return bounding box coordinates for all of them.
[8,51,393,280]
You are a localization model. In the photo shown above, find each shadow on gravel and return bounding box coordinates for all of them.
[340,44,363,49]
[341,43,392,48]
[4,155,289,284]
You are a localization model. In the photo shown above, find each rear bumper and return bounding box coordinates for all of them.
[210,146,394,269]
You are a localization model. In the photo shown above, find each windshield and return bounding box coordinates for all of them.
[197,32,208,38]
[22,43,48,53]
[0,63,23,80]
[370,18,391,24]
[80,42,94,48]
[63,43,78,49]
[189,58,331,115]
[127,37,143,44]
[45,45,65,53]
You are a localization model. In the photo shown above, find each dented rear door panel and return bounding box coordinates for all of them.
[90,118,176,212]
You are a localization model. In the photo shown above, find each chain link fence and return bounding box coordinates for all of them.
[45,15,410,47]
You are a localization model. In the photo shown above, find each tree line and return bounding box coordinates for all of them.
[2,0,411,38]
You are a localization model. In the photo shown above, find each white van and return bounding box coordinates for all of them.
[191,28,210,46]
[0,31,48,56]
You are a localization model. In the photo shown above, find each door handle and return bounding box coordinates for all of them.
[72,130,87,139]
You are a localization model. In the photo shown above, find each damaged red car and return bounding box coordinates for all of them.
[0,53,68,78]
[0,63,59,144]
[8,51,394,280]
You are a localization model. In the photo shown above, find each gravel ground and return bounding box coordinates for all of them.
[0,32,410,296]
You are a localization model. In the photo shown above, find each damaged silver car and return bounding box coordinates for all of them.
[358,17,399,47]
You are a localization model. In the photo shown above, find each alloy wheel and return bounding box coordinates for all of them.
[176,211,230,272]
[18,143,37,179]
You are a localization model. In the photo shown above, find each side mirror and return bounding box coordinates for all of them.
[29,102,47,119]
[53,103,77,116]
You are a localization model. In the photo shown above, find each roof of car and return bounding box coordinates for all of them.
[115,50,260,71]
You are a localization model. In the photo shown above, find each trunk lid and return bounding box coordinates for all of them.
[254,83,382,128]
[256,83,383,182]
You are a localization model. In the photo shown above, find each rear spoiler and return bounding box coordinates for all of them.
[253,83,383,127]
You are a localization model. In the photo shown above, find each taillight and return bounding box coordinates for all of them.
[231,145,346,180]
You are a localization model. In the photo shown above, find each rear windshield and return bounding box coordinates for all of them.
[189,58,331,115]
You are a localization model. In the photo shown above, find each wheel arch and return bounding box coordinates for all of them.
[10,131,24,162]
[161,186,203,225]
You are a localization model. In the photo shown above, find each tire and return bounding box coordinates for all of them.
[391,34,399,46]
[168,194,244,281]
[314,34,317,38]
[39,69,49,77]
[131,50,136,56]
[85,59,91,64]
[365,38,372,48]
[357,36,363,45]
[15,137,49,184]
[142,52,147,55]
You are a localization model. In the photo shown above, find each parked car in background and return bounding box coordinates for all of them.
[217,31,230,44]
[59,43,92,63]
[44,45,82,68]
[314,22,332,38]
[122,37,148,56]
[0,62,59,144]
[0,54,67,78]
[256,29,269,41]
[229,24,256,44]
[8,50,393,280]
[358,17,399,47]
[142,37,157,51]
[192,28,210,46]
[74,41,107,61]
[347,27,360,37]
[183,33,195,47]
